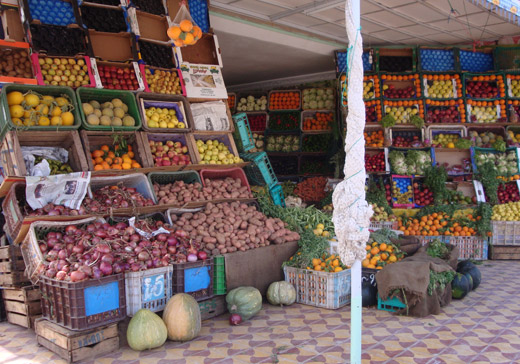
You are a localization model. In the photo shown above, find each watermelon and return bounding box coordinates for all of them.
[464,272,473,291]
[457,260,481,290]
[452,273,470,299]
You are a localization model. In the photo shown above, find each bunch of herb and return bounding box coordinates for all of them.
[366,178,392,215]
[454,138,472,149]
[409,115,425,129]
[424,165,448,205]
[426,239,450,259]
[476,162,500,205]
[428,270,456,296]
[381,114,396,128]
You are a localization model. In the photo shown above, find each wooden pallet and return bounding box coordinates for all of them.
[0,243,30,287]
[35,318,119,363]
[490,245,520,260]
[3,285,41,328]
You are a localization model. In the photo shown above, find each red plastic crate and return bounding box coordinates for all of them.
[199,168,251,194]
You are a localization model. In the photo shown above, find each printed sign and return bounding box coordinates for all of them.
[142,273,166,303]
[179,63,228,99]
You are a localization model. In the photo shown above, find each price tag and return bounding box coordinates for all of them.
[473,180,486,203]
[384,148,390,173]
[508,77,513,98]
[89,58,103,88]
[452,79,457,98]
[142,274,166,302]
[132,62,146,91]
[423,78,429,97]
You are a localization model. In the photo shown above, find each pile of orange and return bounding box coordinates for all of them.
[91,144,141,171]
[466,99,505,107]
[397,212,479,237]
[364,129,384,147]
[362,241,403,269]
[308,254,347,273]
[425,99,466,123]
[167,19,202,47]
[269,91,300,110]
[302,112,333,131]
[467,74,506,98]
[227,94,236,110]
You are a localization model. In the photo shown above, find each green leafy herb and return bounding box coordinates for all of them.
[426,239,450,259]
[492,139,506,152]
[454,138,472,149]
[476,162,500,205]
[410,115,424,129]
[381,114,396,128]
[424,165,448,205]
[428,270,456,296]
[366,178,392,215]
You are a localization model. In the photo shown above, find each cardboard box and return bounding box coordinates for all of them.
[224,241,299,295]
[180,62,227,99]
[174,33,223,67]
[88,30,137,62]
[1,6,25,42]
[128,8,170,42]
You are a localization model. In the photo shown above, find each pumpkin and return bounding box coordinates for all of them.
[266,281,296,306]
[226,286,262,320]
[452,273,470,299]
[127,309,167,351]
[457,260,481,290]
[163,293,201,342]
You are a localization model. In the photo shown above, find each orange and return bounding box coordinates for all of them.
[94,164,103,171]
[370,247,380,255]
[100,145,110,152]
[192,26,202,39]
[167,26,181,40]
[362,259,370,268]
[101,162,110,170]
[127,151,135,158]
[107,151,116,159]
[173,39,184,47]
[184,33,195,45]
[92,150,104,158]
[379,243,387,251]
[131,162,141,168]
[94,157,103,164]
[113,157,122,165]
[111,164,122,170]
[104,157,113,165]
[179,19,193,32]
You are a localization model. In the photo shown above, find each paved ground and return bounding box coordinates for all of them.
[0,261,518,364]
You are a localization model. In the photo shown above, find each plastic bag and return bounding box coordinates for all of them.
[190,101,230,131]
[167,1,202,47]
[22,146,69,176]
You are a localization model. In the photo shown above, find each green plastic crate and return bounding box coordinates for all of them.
[232,113,254,152]
[76,87,142,131]
[148,170,201,203]
[213,255,226,295]
[0,84,81,133]
[377,294,407,312]
[240,152,278,188]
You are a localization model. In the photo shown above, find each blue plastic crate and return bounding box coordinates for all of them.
[27,0,77,26]
[172,259,214,302]
[420,48,456,72]
[269,184,285,207]
[460,50,494,72]
[377,294,407,312]
[232,113,255,152]
[336,50,373,73]
[240,152,278,188]
[189,0,209,33]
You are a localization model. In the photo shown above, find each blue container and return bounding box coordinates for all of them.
[269,184,286,207]
[189,0,210,33]
[26,0,77,26]
[232,113,255,152]
[377,294,407,312]
[240,152,278,188]
[460,50,494,72]
[420,48,456,72]
[336,50,373,73]
[173,259,214,302]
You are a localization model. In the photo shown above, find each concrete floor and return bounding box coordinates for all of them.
[0,261,518,364]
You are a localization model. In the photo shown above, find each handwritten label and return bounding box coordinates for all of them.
[362,272,377,288]
[142,274,165,302]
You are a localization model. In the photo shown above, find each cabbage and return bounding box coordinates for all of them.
[267,136,275,144]
[247,95,254,102]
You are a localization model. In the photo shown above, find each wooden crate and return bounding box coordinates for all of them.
[198,295,227,321]
[490,245,520,260]
[0,244,30,287]
[188,132,239,164]
[0,131,25,177]
[35,318,119,363]
[80,130,152,171]
[3,285,41,328]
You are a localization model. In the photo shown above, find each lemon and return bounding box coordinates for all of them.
[61,112,74,126]
[316,223,325,230]
[55,97,68,107]
[11,118,23,126]
[7,91,23,106]
[447,142,455,149]
[9,105,24,118]
[38,116,51,126]
[51,107,62,117]
[24,94,40,108]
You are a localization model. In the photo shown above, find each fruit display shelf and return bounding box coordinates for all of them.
[78,1,128,34]
[506,125,520,147]
[459,47,494,73]
[412,178,434,207]
[506,73,520,99]
[381,73,421,100]
[418,46,458,73]
[299,155,335,176]
[383,99,424,125]
[494,46,520,73]
[364,99,382,123]
[422,74,462,100]
[142,66,185,96]
[389,127,425,148]
[26,23,90,57]
[339,74,380,103]
[470,147,520,176]
[20,0,81,27]
[92,60,145,91]
[463,73,506,100]
[390,175,414,208]
[246,112,268,132]
[188,0,211,33]
[30,53,95,88]
[227,93,236,113]
[269,155,299,177]
[432,148,472,176]
[268,90,301,111]
[467,126,506,148]
[377,47,416,73]
[364,127,385,148]
[132,0,167,16]
[136,92,193,133]
[0,40,37,85]
[365,149,388,174]
[137,39,176,69]
[140,132,196,167]
[301,110,334,132]
[301,87,335,110]
[427,125,467,148]
[466,99,505,124]
[127,8,170,42]
[425,99,465,124]
[335,48,376,74]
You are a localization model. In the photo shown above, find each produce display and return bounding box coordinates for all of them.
[467,100,505,124]
[236,95,267,112]
[302,88,334,110]
[464,74,505,99]
[301,134,331,153]
[423,74,461,99]
[227,94,236,110]
[138,40,175,69]
[83,98,136,127]
[163,294,201,341]
[294,177,327,202]
[0,49,33,79]
[474,150,519,176]
[507,128,520,146]
[37,219,208,282]
[425,101,464,124]
[29,24,87,57]
[398,211,480,236]
[195,139,241,165]
[413,181,434,206]
[83,185,155,212]
[167,20,202,47]
[97,64,140,90]
[149,140,191,167]
[391,178,413,206]
[370,203,396,223]
[269,91,300,110]
[91,144,141,170]
[309,222,332,238]
[270,156,298,175]
[7,91,75,127]
[132,0,165,14]
[363,76,380,100]
[300,157,333,175]
[309,253,348,272]
[492,201,520,220]
[379,55,413,73]
[37,56,91,87]
[144,68,182,95]
[508,75,520,97]
[495,182,520,204]
[144,106,186,129]
[392,131,423,148]
[153,177,252,205]
[383,101,422,125]
[266,135,299,153]
[80,6,127,33]
[302,112,333,131]
[169,202,300,255]
[389,149,432,175]
[27,0,77,25]
[268,111,299,131]
[469,130,504,148]
[362,240,404,269]
[365,100,382,122]
[365,151,386,172]
[247,114,267,131]
[364,129,384,147]
[249,133,265,152]
[381,74,421,99]
[431,132,461,148]
[35,156,73,175]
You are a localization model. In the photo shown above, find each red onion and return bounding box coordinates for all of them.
[56,260,67,271]
[153,258,161,268]
[175,230,188,238]
[55,232,63,240]
[146,260,153,268]
[79,265,92,277]
[187,253,198,262]
[168,246,177,254]
[58,249,68,260]
[156,234,167,242]
[96,244,111,254]
[102,223,111,230]
[152,248,161,257]
[139,240,150,248]
[131,263,141,272]
[46,250,58,261]
[124,226,136,236]
[101,254,114,264]
[65,225,78,235]
[95,230,107,239]
[107,227,119,236]
[72,245,84,254]
[113,263,123,274]
[92,266,102,279]
[62,265,70,273]
[40,244,48,253]
[47,232,57,240]
[134,246,143,254]
[49,261,58,270]
[64,235,75,244]
[115,222,128,230]
[70,270,86,282]
[138,251,150,261]
[197,251,208,260]
[229,314,242,326]
[100,262,113,275]
[56,271,67,280]
[130,234,140,242]
[45,269,57,278]
[52,243,63,251]
[48,210,60,216]
[86,224,96,233]
[47,237,58,249]
[167,236,178,246]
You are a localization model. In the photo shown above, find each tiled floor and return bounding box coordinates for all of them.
[1,261,519,364]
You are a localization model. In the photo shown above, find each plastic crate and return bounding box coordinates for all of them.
[141,131,197,168]
[136,92,193,132]
[268,90,301,111]
[199,168,251,195]
[459,48,494,72]
[172,258,214,302]
[240,152,278,188]
[269,184,286,207]
[142,66,186,96]
[0,41,37,85]
[378,47,416,73]
[284,266,351,309]
[0,84,81,131]
[232,113,255,152]
[22,0,79,26]
[494,46,520,72]
[419,47,458,72]
[335,49,375,74]
[79,2,128,33]
[40,273,126,331]
[470,147,519,175]
[28,24,89,57]
[190,133,239,164]
[30,53,96,88]
[75,87,142,131]
[267,111,301,132]
[491,221,520,245]
[188,0,210,33]
[125,265,173,316]
[213,255,226,295]
[412,235,445,246]
[427,125,467,142]
[463,73,506,100]
[444,236,488,260]
[377,294,407,312]
[90,173,156,203]
[148,170,201,203]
